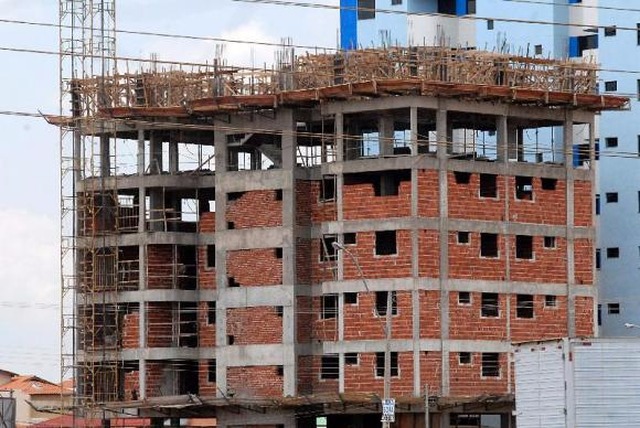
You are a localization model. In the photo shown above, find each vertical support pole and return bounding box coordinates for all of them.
[280,110,298,397]
[100,135,110,177]
[436,103,450,397]
[410,105,421,397]
[136,128,147,400]
[496,115,508,163]
[425,384,430,428]
[564,110,576,337]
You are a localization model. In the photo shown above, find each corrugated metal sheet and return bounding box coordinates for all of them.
[0,396,16,428]
[515,340,566,428]
[573,339,640,427]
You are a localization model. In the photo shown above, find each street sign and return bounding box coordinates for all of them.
[381,398,395,423]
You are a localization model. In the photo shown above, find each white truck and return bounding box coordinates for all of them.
[514,338,640,428]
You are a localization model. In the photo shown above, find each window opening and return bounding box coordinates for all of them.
[206,245,215,268]
[345,353,359,365]
[606,192,618,203]
[515,235,533,259]
[545,295,557,308]
[515,176,533,200]
[375,291,398,316]
[605,137,618,148]
[375,230,397,255]
[544,236,556,249]
[479,174,497,198]
[480,233,498,258]
[344,292,358,304]
[322,294,338,319]
[458,292,471,305]
[343,233,357,245]
[457,231,470,244]
[320,355,339,379]
[375,352,398,377]
[516,294,534,318]
[541,178,557,190]
[454,171,471,184]
[207,302,216,324]
[607,247,620,259]
[481,293,499,317]
[481,353,500,377]
[459,352,471,365]
[608,303,620,314]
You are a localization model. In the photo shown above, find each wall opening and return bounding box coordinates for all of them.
[481,293,499,317]
[480,233,498,258]
[375,291,397,316]
[375,230,397,255]
[516,294,534,319]
[515,235,533,259]
[375,352,398,377]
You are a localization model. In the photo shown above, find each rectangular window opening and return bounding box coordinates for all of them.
[454,171,471,184]
[608,303,620,315]
[206,245,216,268]
[321,294,338,319]
[516,294,534,319]
[276,306,284,317]
[596,249,601,269]
[375,230,397,255]
[480,233,498,258]
[607,247,620,259]
[458,291,471,305]
[208,360,216,383]
[545,295,557,308]
[345,353,359,365]
[487,19,494,30]
[481,293,499,318]
[544,236,557,249]
[321,175,336,201]
[375,291,398,316]
[606,192,618,203]
[228,276,239,287]
[457,231,470,244]
[596,194,600,215]
[275,247,283,259]
[207,302,216,324]
[516,235,534,259]
[320,235,337,262]
[604,81,618,92]
[357,0,375,20]
[459,352,471,365]
[274,189,283,201]
[276,365,284,376]
[479,174,498,198]
[541,178,557,191]
[481,353,500,377]
[598,304,602,326]
[515,176,533,200]
[320,354,339,379]
[604,26,617,37]
[375,352,398,377]
[344,292,358,304]
[343,232,357,245]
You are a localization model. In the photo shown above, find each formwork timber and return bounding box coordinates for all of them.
[53,46,626,428]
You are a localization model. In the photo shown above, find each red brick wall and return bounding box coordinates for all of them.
[227,307,282,345]
[343,291,413,341]
[227,249,282,286]
[147,302,173,347]
[508,176,567,225]
[198,360,216,396]
[510,236,567,283]
[296,296,312,344]
[574,180,593,227]
[342,230,412,280]
[147,245,174,289]
[296,181,336,225]
[198,246,216,290]
[122,312,139,349]
[419,291,441,339]
[449,232,506,281]
[510,295,568,342]
[418,230,440,278]
[145,362,165,398]
[199,212,215,233]
[420,351,442,396]
[198,302,216,347]
[343,352,414,397]
[449,352,509,396]
[227,366,283,398]
[226,190,282,229]
[297,355,338,396]
[574,238,594,285]
[310,296,338,342]
[449,292,508,340]
[309,239,337,284]
[417,170,439,218]
[575,296,595,336]
[343,176,411,220]
[123,371,139,401]
[448,172,503,222]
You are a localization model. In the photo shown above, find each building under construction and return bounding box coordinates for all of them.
[54,5,627,427]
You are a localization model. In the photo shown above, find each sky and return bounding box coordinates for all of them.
[0,0,339,382]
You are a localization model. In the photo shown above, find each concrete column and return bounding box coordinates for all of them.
[168,138,179,174]
[411,107,421,397]
[136,128,147,399]
[410,106,418,155]
[335,113,344,163]
[379,115,395,156]
[148,132,164,231]
[100,135,110,177]
[280,110,298,397]
[496,115,508,163]
[436,103,450,396]
[507,123,519,161]
[150,131,163,174]
[213,129,228,397]
[564,110,576,337]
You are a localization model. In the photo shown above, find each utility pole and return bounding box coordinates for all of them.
[332,242,395,426]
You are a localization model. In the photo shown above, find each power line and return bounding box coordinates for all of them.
[503,0,640,15]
